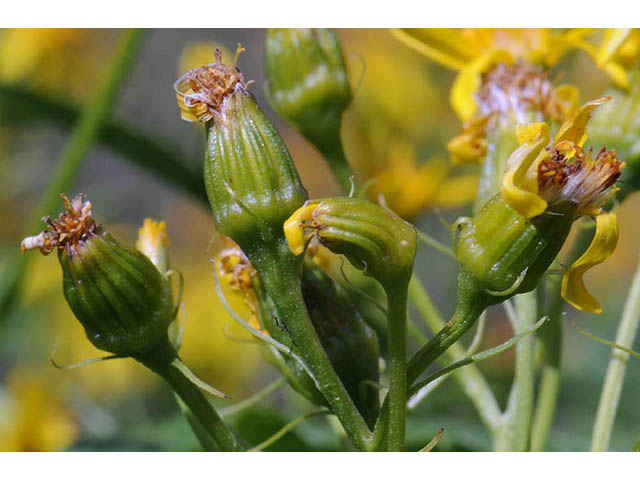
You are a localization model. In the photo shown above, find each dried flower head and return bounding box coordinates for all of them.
[174,45,250,122]
[538,142,624,215]
[21,194,97,256]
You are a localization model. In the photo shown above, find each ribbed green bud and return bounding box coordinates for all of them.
[174,50,308,250]
[22,195,175,357]
[265,28,351,148]
[60,232,174,356]
[589,72,640,201]
[455,193,574,304]
[205,89,308,249]
[285,198,417,288]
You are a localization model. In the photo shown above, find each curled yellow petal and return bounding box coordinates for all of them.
[561,212,619,314]
[516,122,549,146]
[283,203,318,256]
[450,50,514,121]
[554,97,610,146]
[500,131,549,218]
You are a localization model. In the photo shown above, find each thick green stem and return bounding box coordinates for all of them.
[408,277,502,431]
[137,340,243,452]
[250,240,373,451]
[495,290,537,451]
[0,29,146,320]
[385,283,409,451]
[174,395,219,451]
[591,252,640,451]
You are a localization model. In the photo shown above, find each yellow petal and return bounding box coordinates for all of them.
[554,97,610,146]
[450,50,514,120]
[602,61,630,90]
[554,84,581,118]
[516,122,549,146]
[283,203,318,256]
[500,130,549,218]
[390,28,474,71]
[597,29,633,66]
[561,212,619,314]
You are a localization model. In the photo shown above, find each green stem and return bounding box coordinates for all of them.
[495,290,537,451]
[408,277,502,431]
[591,252,640,451]
[407,270,486,386]
[385,283,409,451]
[0,29,146,320]
[250,241,373,451]
[137,341,243,451]
[174,395,219,451]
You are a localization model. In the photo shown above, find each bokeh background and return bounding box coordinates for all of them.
[0,28,638,451]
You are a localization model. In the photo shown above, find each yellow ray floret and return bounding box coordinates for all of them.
[283,203,318,255]
[500,123,549,219]
[561,212,619,314]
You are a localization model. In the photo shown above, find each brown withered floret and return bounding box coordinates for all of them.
[174,46,250,123]
[537,142,624,212]
[21,194,98,256]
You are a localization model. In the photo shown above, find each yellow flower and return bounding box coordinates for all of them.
[392,28,588,121]
[0,367,78,451]
[368,140,479,218]
[500,98,625,313]
[582,29,640,89]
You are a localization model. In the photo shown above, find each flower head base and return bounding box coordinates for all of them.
[21,194,97,257]
[284,198,417,287]
[174,45,250,123]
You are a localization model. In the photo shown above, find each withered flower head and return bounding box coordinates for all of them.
[174,45,251,123]
[538,142,624,215]
[21,194,97,256]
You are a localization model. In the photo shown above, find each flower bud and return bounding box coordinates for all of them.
[22,194,175,357]
[284,197,417,288]
[174,47,308,249]
[456,100,625,313]
[265,28,351,149]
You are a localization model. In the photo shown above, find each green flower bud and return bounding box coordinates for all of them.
[284,197,417,288]
[455,193,574,304]
[265,28,351,148]
[22,194,175,357]
[174,48,308,250]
